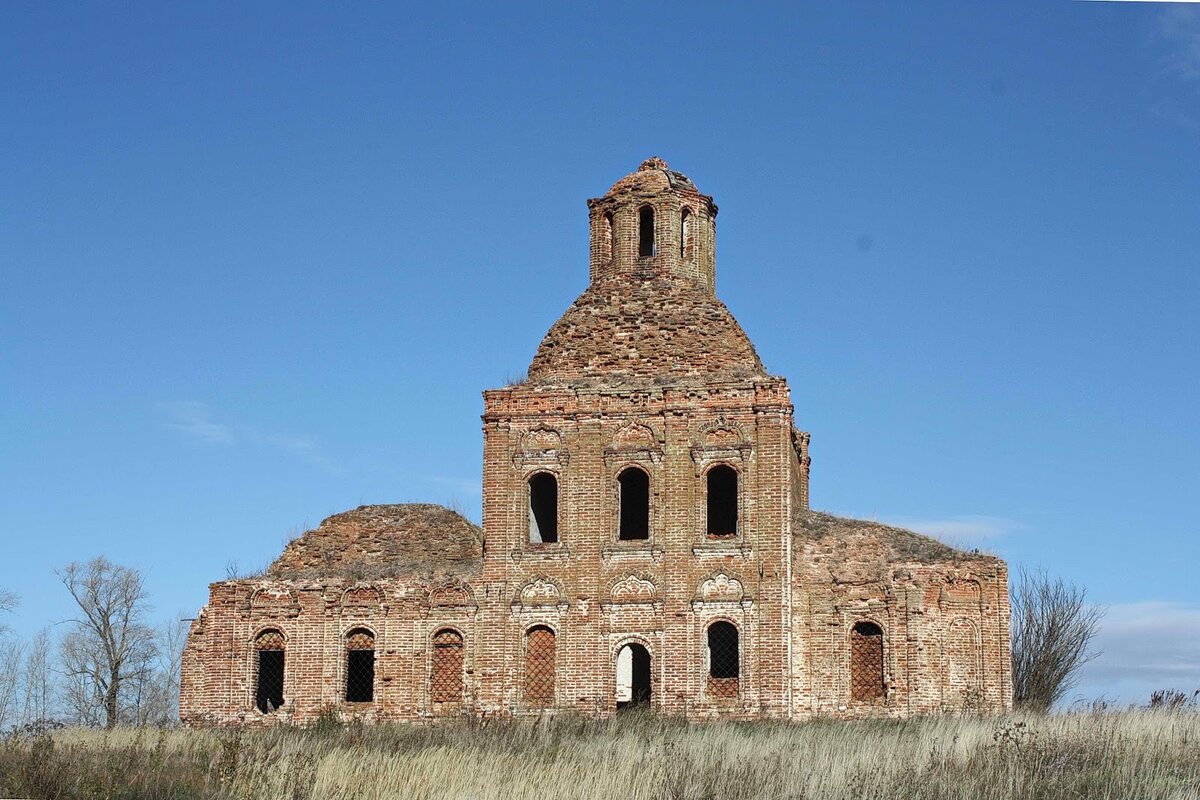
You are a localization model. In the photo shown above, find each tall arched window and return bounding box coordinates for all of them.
[254,629,285,714]
[706,621,739,698]
[617,466,650,541]
[706,465,738,536]
[680,207,692,259]
[850,621,885,703]
[344,628,375,702]
[638,206,655,257]
[604,211,615,264]
[528,472,558,544]
[524,626,556,706]
[431,628,465,705]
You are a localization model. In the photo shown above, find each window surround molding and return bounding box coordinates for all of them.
[609,461,656,545]
[341,626,377,706]
[835,602,894,707]
[520,466,566,550]
[510,575,569,616]
[426,625,469,713]
[699,616,749,703]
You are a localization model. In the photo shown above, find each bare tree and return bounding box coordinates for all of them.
[1011,568,1105,713]
[0,588,16,634]
[20,629,55,726]
[122,618,187,726]
[56,557,158,729]
[0,590,19,728]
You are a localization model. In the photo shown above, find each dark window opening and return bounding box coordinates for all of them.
[431,629,464,705]
[525,626,556,706]
[616,643,652,710]
[529,472,558,544]
[706,465,738,536]
[638,206,655,257]
[707,621,740,699]
[344,629,375,703]
[618,467,650,541]
[850,621,885,703]
[254,630,285,714]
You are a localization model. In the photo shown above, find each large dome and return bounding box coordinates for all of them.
[268,504,482,579]
[526,274,766,387]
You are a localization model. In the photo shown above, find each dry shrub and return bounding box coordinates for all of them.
[1,710,1198,800]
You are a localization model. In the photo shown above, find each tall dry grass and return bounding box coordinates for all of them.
[2,710,1198,799]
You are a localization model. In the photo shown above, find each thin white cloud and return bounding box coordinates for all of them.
[884,515,1021,547]
[160,401,336,470]
[1074,601,1200,704]
[1159,5,1200,80]
[160,401,234,445]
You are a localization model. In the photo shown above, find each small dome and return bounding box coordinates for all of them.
[606,156,699,197]
[268,504,482,579]
[526,274,766,387]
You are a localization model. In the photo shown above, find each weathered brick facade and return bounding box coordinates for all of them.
[180,158,1012,725]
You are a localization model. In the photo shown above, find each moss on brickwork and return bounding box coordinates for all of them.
[268,504,482,580]
[527,274,766,387]
[794,510,991,566]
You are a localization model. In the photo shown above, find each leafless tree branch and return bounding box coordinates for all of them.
[1011,567,1106,713]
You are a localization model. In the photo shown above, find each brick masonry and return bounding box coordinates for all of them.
[180,158,1012,725]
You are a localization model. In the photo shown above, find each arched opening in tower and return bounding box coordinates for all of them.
[638,206,655,257]
[528,472,559,544]
[706,465,738,536]
[618,467,650,540]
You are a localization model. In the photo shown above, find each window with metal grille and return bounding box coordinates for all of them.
[524,626,556,706]
[528,472,558,544]
[706,465,738,536]
[706,621,739,699]
[431,629,464,704]
[344,628,375,703]
[639,206,655,257]
[850,621,885,703]
[254,629,285,714]
[617,466,649,541]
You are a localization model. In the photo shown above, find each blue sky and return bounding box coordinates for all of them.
[2,2,1197,704]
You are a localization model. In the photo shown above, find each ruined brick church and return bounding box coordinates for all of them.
[180,158,1012,724]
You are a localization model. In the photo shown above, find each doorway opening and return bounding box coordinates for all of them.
[615,642,651,710]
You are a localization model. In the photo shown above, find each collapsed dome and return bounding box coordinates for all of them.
[526,274,766,387]
[269,503,482,579]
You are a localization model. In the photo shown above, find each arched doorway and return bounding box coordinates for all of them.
[615,642,651,710]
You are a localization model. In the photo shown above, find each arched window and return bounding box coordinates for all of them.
[617,466,650,541]
[524,626,556,706]
[431,628,464,705]
[706,465,738,536]
[254,629,285,714]
[680,207,692,259]
[638,206,655,257]
[344,628,375,702]
[615,642,652,710]
[706,621,739,698]
[528,472,558,544]
[604,211,615,264]
[850,621,885,703]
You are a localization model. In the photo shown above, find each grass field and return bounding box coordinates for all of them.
[2,710,1198,800]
